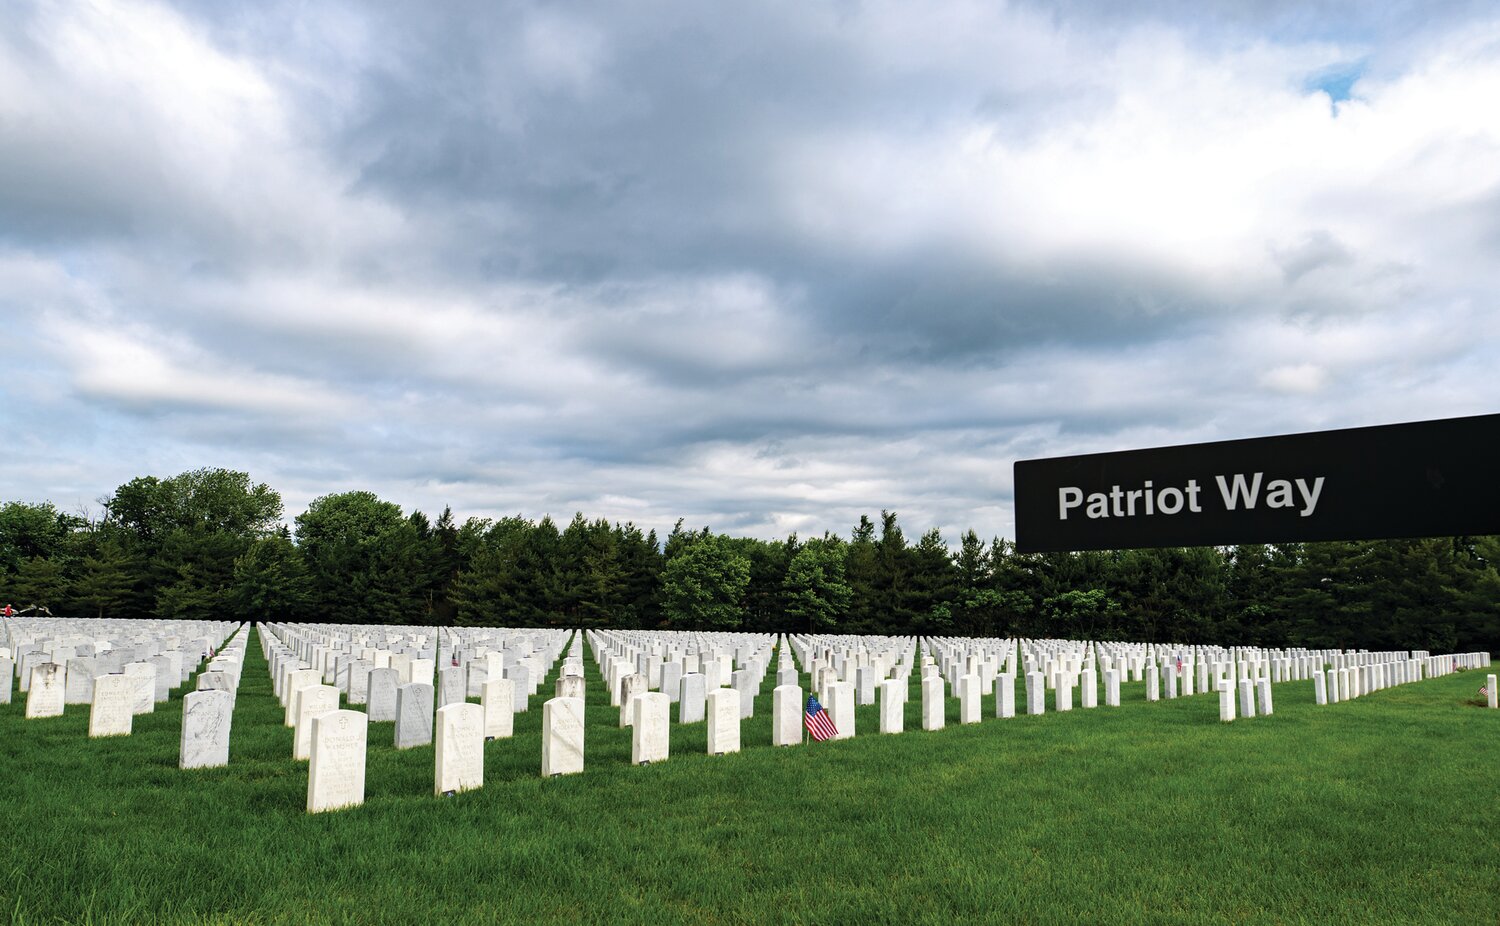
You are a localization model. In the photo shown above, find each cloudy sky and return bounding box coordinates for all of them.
[2,0,1498,542]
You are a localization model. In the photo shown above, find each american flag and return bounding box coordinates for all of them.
[1482,685,1489,697]
[1175,656,1183,675]
[804,694,838,741]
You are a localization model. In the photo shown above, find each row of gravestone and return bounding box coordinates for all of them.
[259,623,575,812]
[0,617,246,768]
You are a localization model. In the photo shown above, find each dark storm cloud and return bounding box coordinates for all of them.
[2,0,1500,542]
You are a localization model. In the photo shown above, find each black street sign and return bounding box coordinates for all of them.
[1013,414,1500,553]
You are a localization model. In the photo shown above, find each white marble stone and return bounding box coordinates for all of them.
[921,675,945,731]
[25,663,64,718]
[123,663,156,714]
[825,680,855,739]
[619,672,648,728]
[307,710,368,813]
[394,683,435,749]
[995,673,1016,718]
[1025,671,1045,715]
[181,689,233,768]
[1256,678,1273,716]
[295,684,341,759]
[631,691,671,764]
[435,702,485,796]
[706,687,740,755]
[366,667,399,722]
[284,668,322,726]
[541,696,585,776]
[1238,678,1256,718]
[1219,684,1236,722]
[1146,665,1159,702]
[1313,670,1328,705]
[772,683,802,746]
[879,678,904,734]
[958,674,981,724]
[89,673,135,737]
[438,666,466,708]
[678,672,706,724]
[482,678,515,739]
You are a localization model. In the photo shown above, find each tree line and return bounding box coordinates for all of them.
[2,468,1496,652]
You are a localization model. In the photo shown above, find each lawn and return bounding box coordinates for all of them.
[1,627,1496,925]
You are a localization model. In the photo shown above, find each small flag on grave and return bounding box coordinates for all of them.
[805,694,838,741]
[1481,685,1489,697]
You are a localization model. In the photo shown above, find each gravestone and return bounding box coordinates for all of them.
[89,673,135,737]
[772,684,802,746]
[880,678,904,734]
[394,683,435,749]
[777,667,797,688]
[660,662,683,703]
[958,674,981,724]
[996,673,1016,718]
[124,663,156,714]
[1313,670,1328,705]
[1255,678,1273,716]
[64,658,96,705]
[1238,678,1256,718]
[619,673,648,728]
[482,678,514,740]
[1219,683,1236,722]
[0,656,11,704]
[284,669,322,725]
[631,692,670,764]
[825,680,855,739]
[25,663,65,718]
[731,669,756,719]
[435,702,484,796]
[181,689,233,769]
[555,675,585,701]
[706,687,740,755]
[346,660,373,705]
[294,685,341,760]
[307,710,368,813]
[506,665,531,712]
[921,675,944,731]
[541,696,584,776]
[678,672,706,724]
[438,667,466,709]
[366,668,399,722]
[1025,671,1045,715]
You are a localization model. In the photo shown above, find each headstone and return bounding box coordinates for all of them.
[435,702,484,796]
[958,674,981,724]
[180,689,234,769]
[438,666,466,709]
[706,688,740,755]
[482,678,514,740]
[506,665,531,711]
[660,662,683,703]
[0,656,11,704]
[1313,670,1328,705]
[1487,674,1498,709]
[1146,666,1159,702]
[879,678,904,734]
[64,658,96,705]
[631,692,670,764]
[123,663,156,714]
[555,675,585,701]
[825,680,855,739]
[1219,683,1236,722]
[921,675,945,731]
[1025,671,1045,715]
[366,668,399,722]
[772,684,802,746]
[1104,669,1121,707]
[307,710,368,813]
[1238,678,1256,718]
[1256,678,1273,716]
[284,668,322,725]
[678,672,706,724]
[996,673,1016,718]
[89,673,135,737]
[395,683,435,749]
[541,696,585,776]
[294,685,341,760]
[619,673,648,728]
[1080,668,1098,709]
[25,663,65,718]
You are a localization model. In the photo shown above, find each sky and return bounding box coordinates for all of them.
[2,0,1499,543]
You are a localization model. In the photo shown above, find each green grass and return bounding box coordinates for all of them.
[1,629,1497,925]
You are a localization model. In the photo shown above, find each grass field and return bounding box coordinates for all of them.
[1,628,1497,925]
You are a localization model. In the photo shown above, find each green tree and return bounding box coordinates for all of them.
[229,531,314,621]
[784,536,852,632]
[295,491,427,623]
[661,533,750,630]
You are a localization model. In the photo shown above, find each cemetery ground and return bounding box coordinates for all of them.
[2,630,1498,925]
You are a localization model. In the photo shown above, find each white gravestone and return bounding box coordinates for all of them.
[482,678,514,740]
[631,692,671,764]
[542,696,585,776]
[438,667,466,709]
[1238,679,1256,718]
[619,673,648,728]
[1025,671,1045,715]
[90,673,135,737]
[25,663,65,718]
[825,680,855,739]
[958,674,981,724]
[284,669,322,726]
[1313,670,1328,705]
[678,673,706,724]
[706,687,741,755]
[1081,668,1098,709]
[394,683,435,749]
[772,684,802,746]
[555,675,585,701]
[879,678,904,734]
[996,673,1016,718]
[124,663,156,714]
[307,710,368,813]
[181,689,234,769]
[921,675,945,731]
[435,702,485,796]
[1219,683,1236,722]
[295,685,341,760]
[1256,678,1273,716]
[366,668,399,722]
